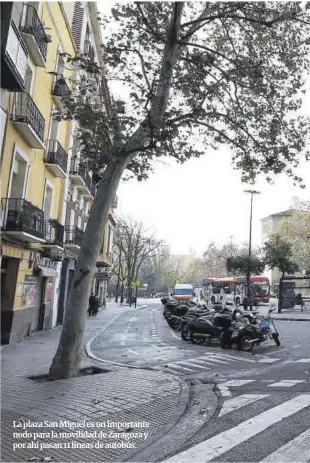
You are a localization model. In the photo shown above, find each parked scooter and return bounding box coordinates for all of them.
[235,306,280,352]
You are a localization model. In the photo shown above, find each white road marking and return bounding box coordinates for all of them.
[220,379,256,387]
[219,394,269,417]
[295,358,310,363]
[127,349,140,356]
[208,353,240,362]
[260,428,310,462]
[120,341,125,346]
[258,358,279,363]
[183,360,211,370]
[268,380,306,387]
[165,364,198,373]
[218,385,231,397]
[200,356,230,365]
[164,395,310,462]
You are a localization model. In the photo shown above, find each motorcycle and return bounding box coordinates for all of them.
[180,308,215,339]
[185,307,241,345]
[235,306,281,352]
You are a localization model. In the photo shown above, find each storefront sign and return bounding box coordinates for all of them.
[21,276,38,309]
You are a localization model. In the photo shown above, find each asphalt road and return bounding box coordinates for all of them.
[89,299,310,462]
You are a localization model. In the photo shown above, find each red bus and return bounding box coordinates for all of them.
[235,276,270,305]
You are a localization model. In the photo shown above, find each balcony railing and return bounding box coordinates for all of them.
[69,159,95,196]
[44,219,64,247]
[1,18,28,91]
[20,4,47,61]
[52,78,71,99]
[12,92,45,143]
[64,226,84,247]
[45,140,68,175]
[1,198,44,239]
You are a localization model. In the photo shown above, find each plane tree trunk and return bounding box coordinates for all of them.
[49,159,127,379]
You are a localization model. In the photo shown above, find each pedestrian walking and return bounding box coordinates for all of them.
[88,293,96,317]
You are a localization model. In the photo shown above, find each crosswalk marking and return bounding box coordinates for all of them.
[220,379,255,387]
[219,394,269,417]
[178,360,210,370]
[165,364,197,373]
[295,358,310,363]
[260,428,310,462]
[164,394,310,462]
[206,353,240,362]
[258,358,279,363]
[200,355,230,364]
[268,380,306,388]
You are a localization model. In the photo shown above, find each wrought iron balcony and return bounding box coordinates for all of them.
[44,219,64,247]
[1,197,45,242]
[1,9,28,91]
[44,140,68,177]
[12,92,45,148]
[20,4,48,67]
[52,78,71,112]
[64,226,84,247]
[69,159,95,198]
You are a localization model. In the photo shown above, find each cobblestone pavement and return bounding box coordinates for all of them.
[1,306,182,462]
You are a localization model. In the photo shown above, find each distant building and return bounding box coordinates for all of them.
[261,202,310,285]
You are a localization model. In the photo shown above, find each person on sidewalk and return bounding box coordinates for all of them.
[88,293,97,317]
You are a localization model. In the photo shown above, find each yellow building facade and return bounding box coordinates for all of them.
[1,2,77,344]
[1,1,116,345]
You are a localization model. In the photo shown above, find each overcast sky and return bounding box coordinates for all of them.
[99,1,310,256]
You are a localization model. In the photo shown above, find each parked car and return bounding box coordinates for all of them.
[155,292,169,298]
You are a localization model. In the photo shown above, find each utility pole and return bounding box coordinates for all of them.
[244,189,261,310]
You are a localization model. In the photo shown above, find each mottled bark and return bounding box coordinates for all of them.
[49,159,127,379]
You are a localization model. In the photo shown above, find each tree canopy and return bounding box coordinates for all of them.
[277,211,310,274]
[226,255,265,276]
[64,2,310,185]
[263,234,299,275]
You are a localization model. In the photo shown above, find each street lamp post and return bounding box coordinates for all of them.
[244,189,261,310]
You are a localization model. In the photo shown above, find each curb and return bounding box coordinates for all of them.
[119,379,190,462]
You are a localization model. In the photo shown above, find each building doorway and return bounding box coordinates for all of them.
[1,257,19,344]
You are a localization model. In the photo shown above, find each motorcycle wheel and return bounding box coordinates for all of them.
[220,339,232,349]
[272,332,281,346]
[237,335,253,352]
[190,333,204,345]
[181,329,191,341]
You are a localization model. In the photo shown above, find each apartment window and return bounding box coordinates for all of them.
[49,112,59,140]
[43,183,53,219]
[9,151,28,198]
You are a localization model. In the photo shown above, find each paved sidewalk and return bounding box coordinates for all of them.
[256,304,310,321]
[1,307,183,462]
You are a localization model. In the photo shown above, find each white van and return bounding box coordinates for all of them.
[174,284,194,300]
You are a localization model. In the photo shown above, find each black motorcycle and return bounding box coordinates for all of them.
[184,307,240,345]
